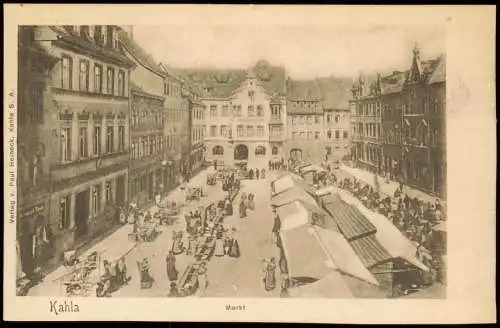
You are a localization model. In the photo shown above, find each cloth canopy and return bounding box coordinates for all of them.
[288,270,354,298]
[271,187,318,208]
[300,164,327,174]
[272,174,314,195]
[275,201,310,231]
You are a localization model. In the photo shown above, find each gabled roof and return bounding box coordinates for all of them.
[315,76,353,110]
[381,71,407,95]
[427,55,446,84]
[286,79,322,101]
[349,234,392,268]
[118,29,165,77]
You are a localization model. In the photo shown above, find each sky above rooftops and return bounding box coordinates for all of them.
[131,25,445,80]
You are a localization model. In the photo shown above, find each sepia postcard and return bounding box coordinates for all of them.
[3,4,496,323]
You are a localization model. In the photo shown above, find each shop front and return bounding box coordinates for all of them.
[17,202,53,279]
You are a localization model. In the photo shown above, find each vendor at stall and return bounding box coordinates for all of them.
[166,251,178,282]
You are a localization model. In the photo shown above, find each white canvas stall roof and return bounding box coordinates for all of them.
[288,270,354,298]
[271,187,317,208]
[337,190,429,272]
[272,174,314,195]
[300,164,327,174]
[273,171,303,182]
[315,185,340,197]
[275,201,310,231]
[314,226,379,285]
[279,224,336,280]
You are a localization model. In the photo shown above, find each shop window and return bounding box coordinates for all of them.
[255,145,266,156]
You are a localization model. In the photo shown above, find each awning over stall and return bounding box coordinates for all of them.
[272,174,315,195]
[271,187,317,208]
[300,164,327,174]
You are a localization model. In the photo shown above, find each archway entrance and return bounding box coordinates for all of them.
[234,144,249,161]
[290,148,303,162]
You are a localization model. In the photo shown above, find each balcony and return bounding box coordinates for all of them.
[50,151,129,182]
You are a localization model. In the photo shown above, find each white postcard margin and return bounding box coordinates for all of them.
[3,4,496,323]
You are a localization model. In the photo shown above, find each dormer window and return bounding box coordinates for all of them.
[94,26,103,45]
[80,26,90,39]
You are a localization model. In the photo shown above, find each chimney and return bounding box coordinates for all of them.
[129,26,134,40]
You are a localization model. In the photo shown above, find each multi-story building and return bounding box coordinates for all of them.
[119,28,168,206]
[401,46,446,196]
[286,77,353,163]
[380,71,406,180]
[17,26,59,279]
[182,60,287,169]
[18,25,135,276]
[285,79,324,163]
[187,82,206,173]
[350,74,384,173]
[316,77,352,162]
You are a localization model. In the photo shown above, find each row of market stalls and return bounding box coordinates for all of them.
[270,172,432,298]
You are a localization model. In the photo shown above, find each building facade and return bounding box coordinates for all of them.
[401,47,446,196]
[285,79,325,163]
[286,77,353,164]
[119,28,171,207]
[187,82,206,173]
[351,74,383,173]
[18,25,135,276]
[183,60,287,170]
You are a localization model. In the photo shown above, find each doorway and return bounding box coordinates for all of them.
[116,175,126,206]
[234,144,249,161]
[75,189,90,239]
[148,172,154,200]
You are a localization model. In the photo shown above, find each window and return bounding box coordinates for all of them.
[315,131,320,139]
[210,105,217,117]
[118,126,125,151]
[335,130,340,139]
[210,125,217,137]
[307,131,312,139]
[247,125,254,137]
[257,125,264,137]
[343,131,348,139]
[247,105,254,117]
[59,195,71,229]
[212,145,224,156]
[78,127,88,158]
[60,127,71,162]
[29,84,44,124]
[272,146,278,155]
[117,70,125,96]
[327,130,332,139]
[237,125,244,137]
[256,105,263,116]
[94,64,102,93]
[335,115,340,123]
[92,184,101,216]
[105,181,113,205]
[106,126,114,153]
[61,56,72,89]
[300,116,305,124]
[314,115,320,124]
[255,145,266,156]
[107,67,114,94]
[291,117,296,125]
[222,105,229,117]
[292,132,297,139]
[233,105,242,117]
[220,125,227,137]
[248,90,255,98]
[307,116,313,125]
[79,60,89,91]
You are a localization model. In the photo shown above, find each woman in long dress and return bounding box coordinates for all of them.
[263,257,277,291]
[197,262,208,296]
[239,198,247,218]
[166,251,178,282]
[228,237,240,258]
[247,194,255,211]
[214,226,225,256]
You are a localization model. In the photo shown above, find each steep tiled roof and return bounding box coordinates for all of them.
[320,193,377,241]
[256,64,287,97]
[180,68,247,98]
[118,29,165,77]
[381,71,406,95]
[49,26,135,68]
[316,76,353,110]
[287,79,322,101]
[427,55,446,84]
[349,234,392,268]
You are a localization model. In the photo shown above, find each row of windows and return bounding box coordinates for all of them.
[66,25,119,50]
[60,124,125,163]
[209,125,266,138]
[130,134,178,160]
[291,115,321,125]
[353,123,381,139]
[192,108,204,121]
[131,110,163,127]
[356,101,382,117]
[59,177,118,230]
[192,127,205,143]
[291,130,349,140]
[209,104,265,118]
[61,56,126,96]
[326,114,349,124]
[211,145,272,156]
[291,101,321,110]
